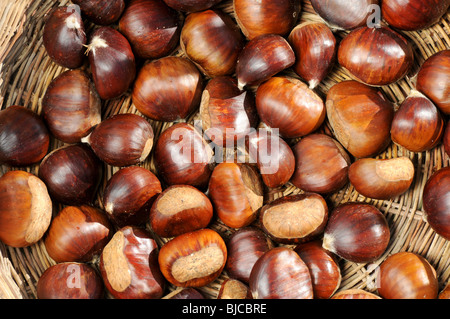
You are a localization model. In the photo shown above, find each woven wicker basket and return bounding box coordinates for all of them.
[0,0,449,299]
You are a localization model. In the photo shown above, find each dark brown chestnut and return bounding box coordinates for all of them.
[167,288,205,299]
[180,9,244,77]
[326,80,395,159]
[233,0,300,40]
[255,77,325,139]
[38,144,102,206]
[0,105,50,167]
[82,113,154,167]
[72,0,125,25]
[118,0,183,59]
[86,26,136,100]
[422,166,450,240]
[42,69,101,144]
[322,202,390,263]
[288,22,337,89]
[259,193,328,244]
[0,171,52,248]
[158,228,227,287]
[208,163,264,229]
[103,166,162,227]
[445,121,450,157]
[291,133,351,194]
[43,5,86,69]
[132,56,203,122]
[338,26,414,86]
[99,226,166,299]
[37,262,104,299]
[163,0,224,12]
[249,247,313,299]
[236,34,295,89]
[149,185,213,238]
[390,90,444,153]
[331,289,381,299]
[217,279,253,299]
[44,205,113,263]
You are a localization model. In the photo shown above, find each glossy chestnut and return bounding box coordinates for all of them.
[167,288,205,299]
[71,0,125,25]
[0,171,52,248]
[163,0,224,12]
[158,228,227,287]
[217,279,252,299]
[331,289,381,299]
[445,121,450,157]
[0,105,50,167]
[322,202,390,263]
[439,283,450,299]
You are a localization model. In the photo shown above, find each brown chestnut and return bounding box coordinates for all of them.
[349,157,415,200]
[377,252,439,299]
[82,113,154,167]
[236,34,295,89]
[132,56,203,122]
[103,166,162,227]
[99,226,166,299]
[390,90,444,153]
[422,166,450,240]
[255,77,325,139]
[338,26,414,86]
[445,121,450,157]
[249,247,313,299]
[288,22,337,89]
[180,9,244,77]
[233,0,300,40]
[38,144,102,206]
[42,69,101,144]
[331,289,381,299]
[0,105,50,167]
[326,80,395,159]
[0,171,52,248]
[259,193,328,244]
[163,0,224,12]
[158,228,227,288]
[43,5,86,69]
[291,133,351,194]
[149,185,213,238]
[439,282,450,299]
[71,0,125,25]
[37,262,104,299]
[322,202,390,263]
[167,288,205,299]
[44,205,113,263]
[217,279,252,299]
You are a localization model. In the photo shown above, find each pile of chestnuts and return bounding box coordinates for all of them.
[0,0,449,300]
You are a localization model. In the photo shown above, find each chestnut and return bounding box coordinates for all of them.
[132,56,203,122]
[37,262,104,299]
[44,205,113,263]
[294,240,341,299]
[390,90,444,153]
[149,185,213,238]
[163,0,224,12]
[0,171,52,248]
[82,113,154,167]
[236,34,295,89]
[416,50,450,115]
[310,0,379,30]
[38,144,102,206]
[382,0,450,31]
[331,289,381,299]
[377,252,439,299]
[217,279,252,299]
[446,121,450,157]
[233,0,300,40]
[208,163,264,229]
[0,105,50,167]
[42,69,101,144]
[103,166,162,227]
[439,283,450,299]
[322,202,390,263]
[291,133,351,194]
[255,77,325,139]
[99,226,166,299]
[154,123,214,190]
[249,247,313,299]
[200,76,258,147]
[288,22,337,89]
[180,9,244,78]
[326,80,395,159]
[259,193,329,244]
[43,5,86,69]
[86,26,136,100]
[158,228,227,287]
[348,157,415,200]
[168,288,205,299]
[422,166,450,240]
[71,0,125,25]
[338,26,414,86]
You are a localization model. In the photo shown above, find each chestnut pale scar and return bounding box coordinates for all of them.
[102,231,131,292]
